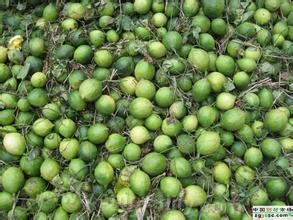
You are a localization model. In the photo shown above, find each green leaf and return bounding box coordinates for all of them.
[259,62,276,75]
[16,2,26,11]
[118,15,134,31]
[0,101,5,109]
[192,26,201,39]
[242,11,254,22]
[17,63,30,80]
[162,60,173,70]
[224,80,236,92]
[240,0,250,9]
[7,49,24,64]
[27,148,40,160]
[256,0,265,8]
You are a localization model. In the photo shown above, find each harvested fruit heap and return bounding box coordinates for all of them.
[0,0,292,219]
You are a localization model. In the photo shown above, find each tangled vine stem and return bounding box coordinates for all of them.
[239,77,292,98]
